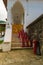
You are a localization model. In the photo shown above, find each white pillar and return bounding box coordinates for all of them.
[2,24,12,51]
[4,24,12,42]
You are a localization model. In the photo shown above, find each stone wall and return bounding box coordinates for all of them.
[26,15,43,48]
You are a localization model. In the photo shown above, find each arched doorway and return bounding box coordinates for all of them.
[11,1,24,47]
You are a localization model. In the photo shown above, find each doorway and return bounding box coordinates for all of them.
[11,1,24,47]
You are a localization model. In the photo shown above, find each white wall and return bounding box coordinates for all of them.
[7,0,26,24]
[4,24,12,42]
[26,0,43,26]
[24,0,43,31]
[7,0,43,31]
[0,0,7,21]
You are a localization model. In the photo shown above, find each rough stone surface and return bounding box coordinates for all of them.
[27,16,43,49]
[0,49,43,65]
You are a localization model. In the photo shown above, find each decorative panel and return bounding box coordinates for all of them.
[12,24,23,34]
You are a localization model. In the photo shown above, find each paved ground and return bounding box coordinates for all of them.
[0,49,43,65]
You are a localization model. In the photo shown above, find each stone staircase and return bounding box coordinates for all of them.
[11,34,32,49]
[11,34,21,48]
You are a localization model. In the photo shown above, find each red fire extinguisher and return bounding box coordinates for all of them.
[32,39,37,54]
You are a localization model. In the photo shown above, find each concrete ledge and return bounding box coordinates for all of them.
[11,47,33,50]
[2,42,11,52]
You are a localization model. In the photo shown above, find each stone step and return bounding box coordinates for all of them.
[11,47,32,49]
[12,34,21,43]
[12,38,21,43]
[11,43,21,47]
